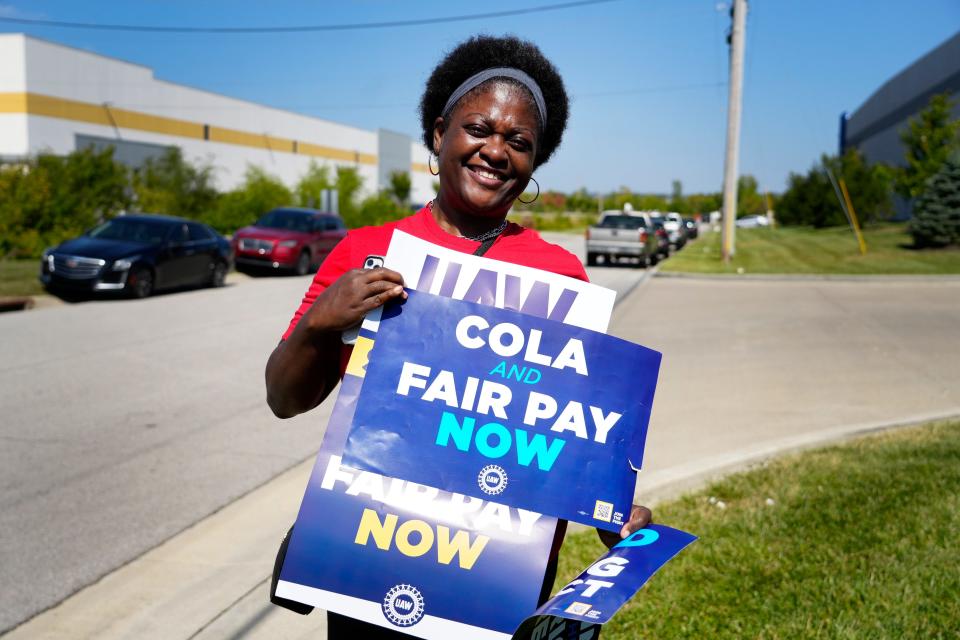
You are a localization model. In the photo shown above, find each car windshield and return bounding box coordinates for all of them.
[597,215,645,229]
[255,210,313,232]
[87,218,170,244]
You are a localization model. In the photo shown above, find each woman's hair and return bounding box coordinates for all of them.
[419,35,569,169]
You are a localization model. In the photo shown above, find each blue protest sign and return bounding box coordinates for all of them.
[530,525,697,625]
[277,361,558,639]
[342,291,662,531]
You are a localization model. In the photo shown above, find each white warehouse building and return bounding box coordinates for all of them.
[0,33,435,206]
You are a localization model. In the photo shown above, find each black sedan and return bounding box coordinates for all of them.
[40,214,232,298]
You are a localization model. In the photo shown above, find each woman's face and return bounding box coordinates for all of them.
[433,81,540,219]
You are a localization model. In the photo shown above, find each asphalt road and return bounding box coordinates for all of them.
[0,238,646,634]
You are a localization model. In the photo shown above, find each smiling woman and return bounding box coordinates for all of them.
[264,35,652,639]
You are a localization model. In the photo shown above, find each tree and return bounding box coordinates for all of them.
[670,180,688,214]
[130,147,217,219]
[910,156,960,247]
[356,193,404,227]
[0,147,129,258]
[736,175,765,217]
[894,93,960,200]
[204,166,292,233]
[777,150,893,228]
[334,166,364,227]
[387,170,412,206]
[295,161,332,208]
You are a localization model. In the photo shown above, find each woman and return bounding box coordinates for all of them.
[266,35,651,638]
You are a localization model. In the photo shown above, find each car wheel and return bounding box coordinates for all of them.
[586,252,599,267]
[208,261,227,288]
[294,250,311,276]
[128,267,154,299]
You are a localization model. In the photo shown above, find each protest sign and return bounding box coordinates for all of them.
[523,525,697,626]
[359,231,616,335]
[508,525,696,640]
[343,290,662,531]
[276,231,619,638]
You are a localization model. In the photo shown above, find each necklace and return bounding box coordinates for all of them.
[428,200,508,242]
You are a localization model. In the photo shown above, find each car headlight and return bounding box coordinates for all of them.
[278,240,298,248]
[112,255,140,271]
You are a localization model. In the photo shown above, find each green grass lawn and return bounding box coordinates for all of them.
[0,259,44,298]
[557,420,960,639]
[662,224,960,275]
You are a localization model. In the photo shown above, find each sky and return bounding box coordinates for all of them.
[1,1,958,195]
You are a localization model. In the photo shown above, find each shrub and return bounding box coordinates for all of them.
[203,166,292,234]
[130,147,217,219]
[910,156,960,248]
[778,150,893,228]
[0,148,129,258]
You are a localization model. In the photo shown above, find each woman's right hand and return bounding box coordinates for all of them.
[300,267,408,338]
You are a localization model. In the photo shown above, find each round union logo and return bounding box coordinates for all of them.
[477,464,508,495]
[382,584,425,627]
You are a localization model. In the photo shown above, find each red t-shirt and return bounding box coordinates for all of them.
[281,205,587,343]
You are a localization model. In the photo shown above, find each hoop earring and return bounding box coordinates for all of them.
[428,154,440,176]
[517,176,539,204]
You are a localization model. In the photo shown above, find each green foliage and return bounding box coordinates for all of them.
[335,166,364,227]
[566,188,598,213]
[295,161,332,208]
[0,147,129,258]
[736,174,765,217]
[387,170,412,206]
[353,193,405,228]
[910,156,960,248]
[895,93,960,200]
[778,150,893,228]
[130,147,217,219]
[204,166,292,234]
[670,179,689,214]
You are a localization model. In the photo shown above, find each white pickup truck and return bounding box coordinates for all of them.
[584,209,659,267]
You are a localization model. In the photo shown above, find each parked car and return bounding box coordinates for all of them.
[649,216,671,262]
[736,214,770,228]
[662,212,688,249]
[585,209,658,268]
[40,214,232,298]
[232,208,347,275]
[683,217,700,240]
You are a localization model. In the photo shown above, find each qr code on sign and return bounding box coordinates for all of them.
[593,500,613,522]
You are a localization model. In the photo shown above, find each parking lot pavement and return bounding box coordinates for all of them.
[614,276,960,501]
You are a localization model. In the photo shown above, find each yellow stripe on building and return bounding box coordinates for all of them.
[411,162,432,174]
[0,92,377,165]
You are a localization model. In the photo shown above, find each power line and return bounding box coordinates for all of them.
[0,0,620,34]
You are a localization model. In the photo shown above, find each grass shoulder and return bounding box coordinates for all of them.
[557,420,960,638]
[0,260,44,298]
[662,224,960,275]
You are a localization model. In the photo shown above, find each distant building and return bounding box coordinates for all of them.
[0,33,435,205]
[841,30,960,216]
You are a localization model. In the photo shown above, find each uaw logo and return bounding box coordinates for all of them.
[477,464,508,495]
[382,584,425,627]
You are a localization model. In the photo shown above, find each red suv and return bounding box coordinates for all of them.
[232,208,347,275]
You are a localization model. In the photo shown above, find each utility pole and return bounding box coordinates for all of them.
[721,0,747,262]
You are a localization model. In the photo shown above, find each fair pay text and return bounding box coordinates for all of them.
[394,314,624,472]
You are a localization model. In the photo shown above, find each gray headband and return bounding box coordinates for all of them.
[441,67,547,131]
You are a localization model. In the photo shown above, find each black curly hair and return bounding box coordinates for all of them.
[419,35,569,169]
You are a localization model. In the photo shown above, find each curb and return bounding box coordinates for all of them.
[654,271,960,283]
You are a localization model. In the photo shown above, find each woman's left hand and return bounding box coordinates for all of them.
[597,504,653,549]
